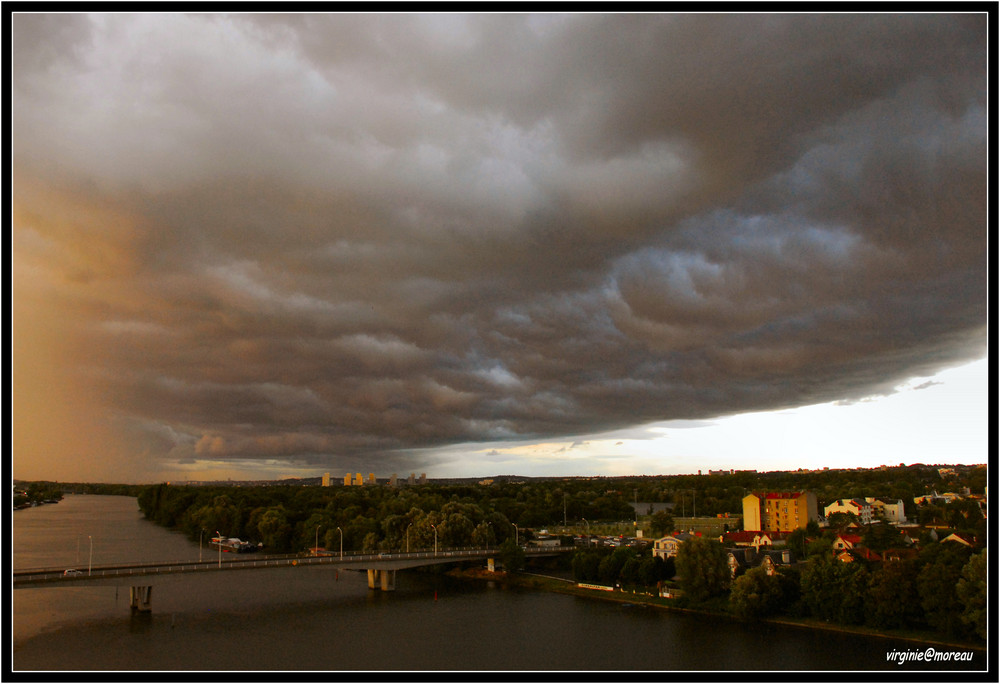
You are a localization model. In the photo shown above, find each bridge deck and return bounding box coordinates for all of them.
[13,546,572,588]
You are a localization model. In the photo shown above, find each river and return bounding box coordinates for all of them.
[11,495,987,673]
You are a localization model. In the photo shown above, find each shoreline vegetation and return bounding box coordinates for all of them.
[445,567,987,653]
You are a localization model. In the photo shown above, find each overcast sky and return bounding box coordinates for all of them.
[12,13,988,484]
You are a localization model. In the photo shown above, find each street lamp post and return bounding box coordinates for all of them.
[88,536,93,576]
[199,529,205,562]
[315,525,322,556]
[216,530,222,568]
[406,523,412,553]
[431,524,437,556]
[337,526,343,559]
[582,517,589,534]
[511,522,518,545]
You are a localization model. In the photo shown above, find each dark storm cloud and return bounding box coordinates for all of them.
[12,13,987,472]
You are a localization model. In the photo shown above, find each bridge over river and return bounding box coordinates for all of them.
[13,546,572,612]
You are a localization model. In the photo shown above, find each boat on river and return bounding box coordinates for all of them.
[209,536,257,553]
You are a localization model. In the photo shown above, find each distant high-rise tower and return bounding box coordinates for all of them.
[322,473,330,487]
[354,473,364,486]
[419,473,427,485]
[368,473,376,485]
[344,473,352,486]
[389,473,398,487]
[408,473,416,486]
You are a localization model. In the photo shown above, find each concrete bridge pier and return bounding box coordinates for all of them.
[380,569,395,591]
[366,568,396,591]
[129,586,153,613]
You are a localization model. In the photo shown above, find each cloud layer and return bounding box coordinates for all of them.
[12,14,987,479]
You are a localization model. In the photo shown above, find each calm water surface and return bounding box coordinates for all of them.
[12,495,987,673]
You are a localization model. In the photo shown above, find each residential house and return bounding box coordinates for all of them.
[726,547,759,578]
[759,548,797,576]
[837,547,882,563]
[914,491,957,506]
[866,497,907,524]
[652,532,695,559]
[824,498,873,525]
[721,531,774,549]
[896,528,920,547]
[832,533,863,551]
[725,547,800,578]
[836,550,856,563]
[941,532,974,547]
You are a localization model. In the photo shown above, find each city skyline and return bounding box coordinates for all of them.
[12,14,987,484]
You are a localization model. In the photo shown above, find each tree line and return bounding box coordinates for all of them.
[675,535,986,643]
[135,480,636,554]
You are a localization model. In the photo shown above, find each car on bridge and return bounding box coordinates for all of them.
[63,569,83,576]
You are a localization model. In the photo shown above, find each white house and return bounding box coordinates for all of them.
[652,532,694,559]
[866,497,907,524]
[823,498,873,525]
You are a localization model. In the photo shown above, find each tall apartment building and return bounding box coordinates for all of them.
[743,491,818,532]
[344,473,352,486]
[321,473,330,487]
[368,473,376,485]
[354,473,364,486]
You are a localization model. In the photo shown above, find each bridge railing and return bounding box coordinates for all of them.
[15,544,569,576]
[14,545,573,584]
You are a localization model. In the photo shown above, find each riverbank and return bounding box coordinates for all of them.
[446,567,987,653]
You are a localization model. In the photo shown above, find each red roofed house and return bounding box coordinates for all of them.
[832,534,863,551]
[721,531,775,549]
[824,498,873,525]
